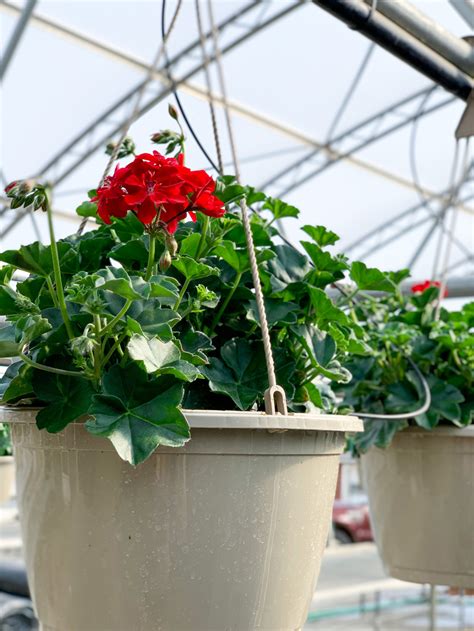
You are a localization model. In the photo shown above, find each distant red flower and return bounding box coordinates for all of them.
[93,151,225,232]
[411,280,448,297]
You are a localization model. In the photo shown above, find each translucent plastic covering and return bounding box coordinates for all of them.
[1,0,472,280]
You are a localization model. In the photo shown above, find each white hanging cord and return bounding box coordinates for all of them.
[358,359,431,421]
[194,0,224,174]
[431,141,460,279]
[206,0,287,415]
[76,0,184,236]
[434,138,471,320]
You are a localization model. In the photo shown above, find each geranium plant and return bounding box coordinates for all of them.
[335,276,474,455]
[0,126,375,466]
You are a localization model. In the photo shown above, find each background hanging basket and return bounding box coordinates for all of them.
[6,407,361,631]
[362,425,474,589]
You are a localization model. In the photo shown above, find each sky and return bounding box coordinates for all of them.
[1,0,473,290]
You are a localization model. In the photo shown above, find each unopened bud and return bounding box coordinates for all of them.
[165,234,178,256]
[19,179,35,194]
[168,103,179,120]
[105,140,118,155]
[159,250,172,272]
[4,181,18,194]
[150,132,163,144]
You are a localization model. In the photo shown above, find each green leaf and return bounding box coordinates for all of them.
[301,225,339,246]
[246,298,298,328]
[177,328,214,365]
[355,419,408,454]
[15,315,52,345]
[0,286,39,319]
[200,339,297,410]
[109,239,149,269]
[127,335,180,373]
[212,241,250,274]
[86,364,189,465]
[266,244,311,292]
[308,287,351,329]
[0,362,33,403]
[134,305,180,338]
[300,243,347,278]
[350,261,395,293]
[0,241,79,276]
[202,339,268,409]
[263,197,299,220]
[179,233,202,258]
[77,233,115,271]
[172,256,219,281]
[96,267,143,300]
[158,360,201,382]
[416,375,465,427]
[0,326,20,357]
[0,266,14,285]
[76,201,98,218]
[148,276,180,305]
[32,371,95,433]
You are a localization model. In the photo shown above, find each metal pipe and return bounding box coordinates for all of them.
[328,277,474,299]
[448,0,474,29]
[312,0,473,100]
[0,0,38,81]
[364,0,474,76]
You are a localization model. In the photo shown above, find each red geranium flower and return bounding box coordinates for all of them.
[411,280,448,297]
[93,151,225,232]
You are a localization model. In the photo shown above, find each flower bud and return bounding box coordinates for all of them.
[150,132,163,144]
[19,179,35,194]
[159,250,172,272]
[165,234,178,256]
[168,103,179,120]
[4,181,18,194]
[105,141,118,155]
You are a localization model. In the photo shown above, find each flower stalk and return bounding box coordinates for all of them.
[45,189,74,340]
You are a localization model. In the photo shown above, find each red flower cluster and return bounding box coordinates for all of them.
[93,152,225,232]
[411,280,448,297]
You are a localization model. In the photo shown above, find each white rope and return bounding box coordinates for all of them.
[194,0,224,174]
[431,141,460,279]
[434,138,471,320]
[76,0,183,236]
[206,0,286,414]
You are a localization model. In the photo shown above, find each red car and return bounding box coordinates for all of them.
[332,499,373,544]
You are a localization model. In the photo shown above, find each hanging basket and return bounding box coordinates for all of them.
[362,425,474,589]
[4,406,361,631]
[0,456,14,504]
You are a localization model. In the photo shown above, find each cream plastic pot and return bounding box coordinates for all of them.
[4,407,361,631]
[362,426,474,589]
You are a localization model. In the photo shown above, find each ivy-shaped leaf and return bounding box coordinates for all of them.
[350,261,396,293]
[86,364,189,465]
[172,256,219,281]
[32,370,95,433]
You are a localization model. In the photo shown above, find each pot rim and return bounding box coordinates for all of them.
[399,425,474,438]
[0,406,362,433]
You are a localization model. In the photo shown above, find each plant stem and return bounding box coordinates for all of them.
[93,315,102,384]
[100,300,132,338]
[102,333,127,369]
[20,352,85,378]
[196,216,210,260]
[45,276,59,308]
[45,191,74,340]
[209,272,242,335]
[174,278,190,310]
[145,234,156,281]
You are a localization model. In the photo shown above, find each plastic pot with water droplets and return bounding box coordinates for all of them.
[3,407,361,631]
[362,426,474,589]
